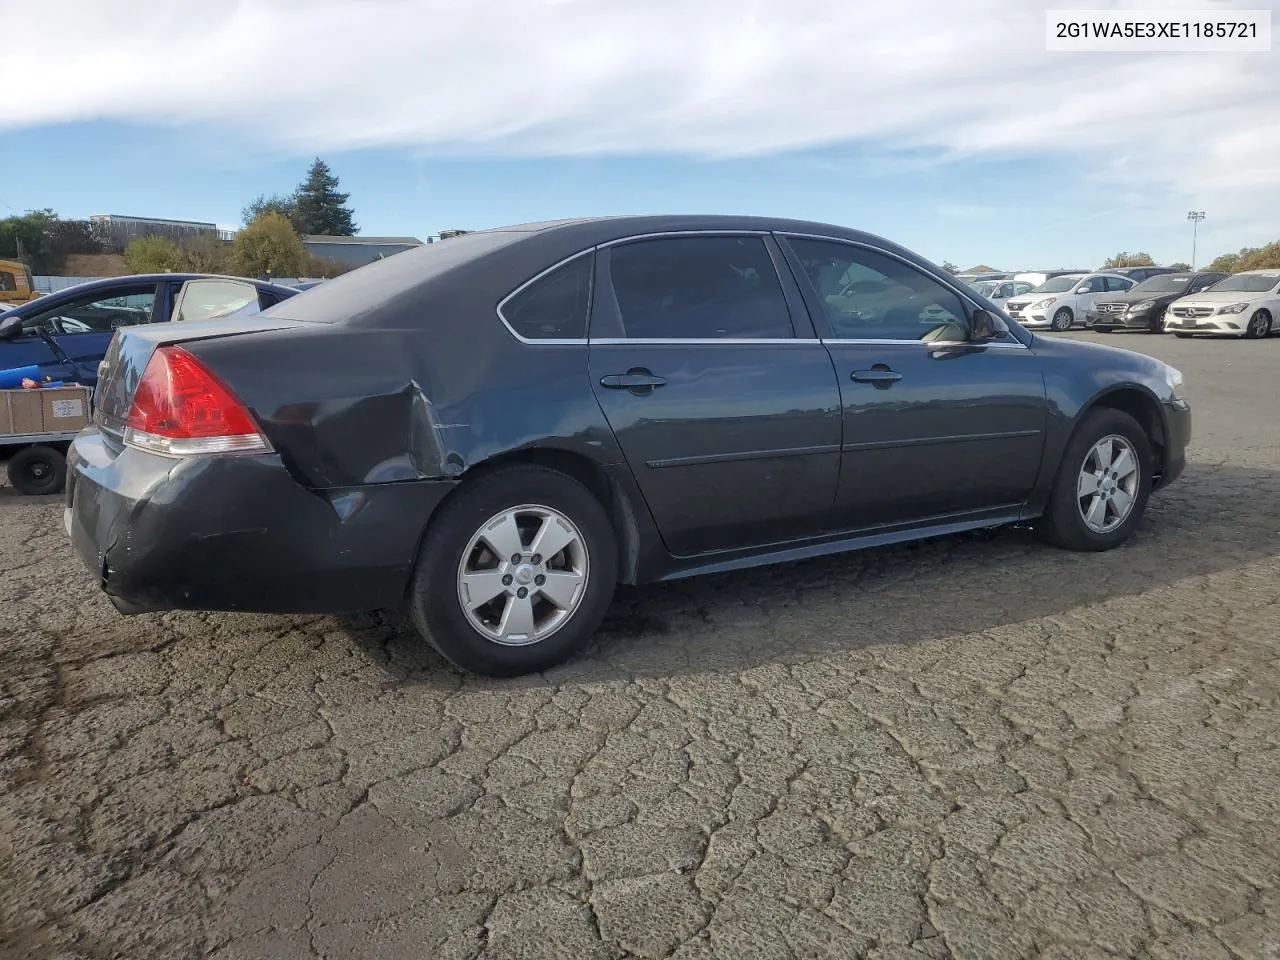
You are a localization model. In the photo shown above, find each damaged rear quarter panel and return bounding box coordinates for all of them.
[180,321,611,490]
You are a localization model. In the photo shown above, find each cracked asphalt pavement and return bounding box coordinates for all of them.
[2,332,1279,960]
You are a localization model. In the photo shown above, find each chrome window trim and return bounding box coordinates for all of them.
[776,231,1031,349]
[496,229,1031,349]
[588,338,822,346]
[596,229,772,248]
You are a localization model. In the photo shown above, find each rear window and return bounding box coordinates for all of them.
[260,230,525,324]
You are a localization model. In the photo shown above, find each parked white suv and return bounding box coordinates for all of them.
[1164,270,1280,339]
[1013,273,1136,331]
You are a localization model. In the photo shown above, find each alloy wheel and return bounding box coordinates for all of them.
[1077,435,1140,534]
[1248,312,1271,339]
[456,504,590,646]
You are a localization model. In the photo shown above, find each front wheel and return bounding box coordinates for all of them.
[408,464,618,676]
[1036,407,1153,552]
[1245,310,1272,339]
[1050,307,1074,332]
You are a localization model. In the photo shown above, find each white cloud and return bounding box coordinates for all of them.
[3,0,1279,238]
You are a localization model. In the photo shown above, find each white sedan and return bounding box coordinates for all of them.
[969,278,1035,309]
[1016,273,1136,331]
[1163,270,1280,339]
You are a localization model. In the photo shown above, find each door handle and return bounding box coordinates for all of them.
[850,368,902,384]
[600,371,667,390]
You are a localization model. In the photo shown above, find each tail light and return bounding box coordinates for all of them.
[123,345,271,457]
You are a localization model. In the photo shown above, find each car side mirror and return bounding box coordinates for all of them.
[0,314,22,340]
[970,308,999,342]
[1075,286,1090,295]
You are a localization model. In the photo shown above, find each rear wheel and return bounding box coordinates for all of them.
[1037,408,1152,552]
[408,465,618,676]
[1245,310,1272,339]
[6,445,67,496]
[1050,307,1074,332]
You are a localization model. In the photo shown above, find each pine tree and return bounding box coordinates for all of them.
[290,158,358,237]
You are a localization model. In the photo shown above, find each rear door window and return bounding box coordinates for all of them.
[172,279,261,323]
[605,235,793,339]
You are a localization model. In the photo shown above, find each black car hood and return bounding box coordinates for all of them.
[1093,289,1185,306]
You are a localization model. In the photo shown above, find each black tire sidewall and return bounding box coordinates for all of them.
[6,446,67,496]
[409,466,618,677]
[1040,408,1153,552]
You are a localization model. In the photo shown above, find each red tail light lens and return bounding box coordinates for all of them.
[123,346,270,457]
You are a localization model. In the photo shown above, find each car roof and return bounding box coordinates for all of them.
[20,273,297,302]
[268,214,977,329]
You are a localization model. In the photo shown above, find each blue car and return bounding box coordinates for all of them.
[0,274,298,386]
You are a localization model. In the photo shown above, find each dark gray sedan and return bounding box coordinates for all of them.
[64,216,1190,676]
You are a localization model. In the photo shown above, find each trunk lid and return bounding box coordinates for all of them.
[93,317,305,452]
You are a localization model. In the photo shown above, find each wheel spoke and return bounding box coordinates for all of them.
[1110,487,1133,517]
[460,569,508,610]
[1078,472,1101,498]
[1111,448,1136,480]
[529,515,578,563]
[479,512,525,561]
[1093,440,1114,470]
[1084,494,1107,530]
[538,570,585,610]
[497,594,537,640]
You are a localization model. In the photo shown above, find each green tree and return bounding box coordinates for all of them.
[1206,251,1244,274]
[172,235,235,274]
[123,235,181,273]
[1102,251,1156,268]
[233,212,308,277]
[291,158,357,236]
[1238,241,1280,271]
[242,193,297,228]
[940,260,959,274]
[0,209,59,273]
[1167,262,1191,271]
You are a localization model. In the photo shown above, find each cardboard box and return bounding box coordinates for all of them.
[0,385,91,437]
[40,387,90,431]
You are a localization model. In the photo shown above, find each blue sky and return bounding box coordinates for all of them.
[3,0,1277,272]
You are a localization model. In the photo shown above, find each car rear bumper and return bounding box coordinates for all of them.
[64,428,456,615]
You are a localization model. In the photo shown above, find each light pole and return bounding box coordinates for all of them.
[1187,211,1206,269]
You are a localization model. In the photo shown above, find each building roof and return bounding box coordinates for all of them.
[301,235,423,246]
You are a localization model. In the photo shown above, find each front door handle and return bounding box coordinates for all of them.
[600,370,667,391]
[850,368,902,384]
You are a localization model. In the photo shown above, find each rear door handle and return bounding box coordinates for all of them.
[600,372,667,390]
[850,368,902,383]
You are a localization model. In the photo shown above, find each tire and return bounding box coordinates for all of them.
[407,465,618,676]
[6,445,67,496]
[1094,325,1113,333]
[1173,332,1193,339]
[1050,307,1074,332]
[1244,310,1272,340]
[1036,407,1153,552]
